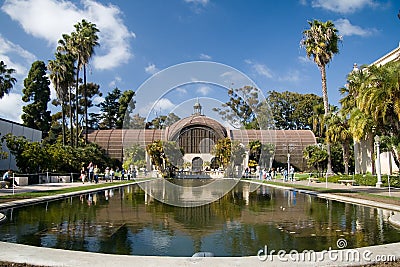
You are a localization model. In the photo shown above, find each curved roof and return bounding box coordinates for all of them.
[166,115,227,141]
[231,129,316,170]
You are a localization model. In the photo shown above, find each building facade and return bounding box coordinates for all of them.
[0,118,42,171]
[88,102,316,173]
[354,44,400,175]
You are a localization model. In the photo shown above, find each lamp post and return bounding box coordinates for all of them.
[287,153,290,176]
[374,135,382,188]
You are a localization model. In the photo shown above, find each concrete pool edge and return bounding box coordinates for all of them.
[0,241,398,266]
[0,179,399,266]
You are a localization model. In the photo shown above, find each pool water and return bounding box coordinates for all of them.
[0,181,399,256]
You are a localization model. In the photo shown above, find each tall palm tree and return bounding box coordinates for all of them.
[302,20,341,174]
[48,53,75,145]
[57,20,99,147]
[340,66,376,174]
[76,20,99,144]
[356,61,400,169]
[57,34,76,146]
[0,60,17,99]
[48,58,65,145]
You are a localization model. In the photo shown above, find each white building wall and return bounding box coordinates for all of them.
[0,118,42,171]
[354,138,399,175]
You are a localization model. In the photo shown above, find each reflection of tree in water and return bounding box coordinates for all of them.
[2,184,400,256]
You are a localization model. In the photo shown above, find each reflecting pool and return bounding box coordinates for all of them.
[0,180,400,256]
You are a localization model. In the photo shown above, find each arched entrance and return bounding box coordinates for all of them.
[192,157,203,171]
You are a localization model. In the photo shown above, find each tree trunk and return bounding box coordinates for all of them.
[319,65,333,174]
[84,64,88,145]
[390,146,400,170]
[61,101,66,146]
[75,57,80,147]
[342,143,349,175]
[69,86,73,146]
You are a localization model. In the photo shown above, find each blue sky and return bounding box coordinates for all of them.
[0,0,399,125]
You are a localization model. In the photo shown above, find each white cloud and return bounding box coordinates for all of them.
[0,34,36,78]
[245,60,273,79]
[298,55,313,64]
[335,18,377,37]
[175,87,187,94]
[145,63,159,75]
[108,76,122,88]
[1,0,135,71]
[278,70,301,83]
[0,93,24,123]
[92,95,104,105]
[253,63,273,79]
[153,98,175,111]
[184,0,209,7]
[199,53,212,60]
[196,85,212,96]
[311,0,378,14]
[184,0,209,13]
[139,98,175,117]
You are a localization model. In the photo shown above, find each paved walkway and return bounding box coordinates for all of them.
[0,179,399,266]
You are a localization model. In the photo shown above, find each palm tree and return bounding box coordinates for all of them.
[57,20,99,147]
[326,113,352,174]
[340,66,376,174]
[57,35,76,146]
[48,53,75,145]
[48,58,65,145]
[76,20,99,144]
[356,61,400,169]
[0,61,17,99]
[301,20,341,174]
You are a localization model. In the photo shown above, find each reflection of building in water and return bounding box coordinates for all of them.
[88,101,316,172]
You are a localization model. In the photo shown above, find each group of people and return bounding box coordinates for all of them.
[80,162,99,184]
[244,166,295,181]
[79,163,141,183]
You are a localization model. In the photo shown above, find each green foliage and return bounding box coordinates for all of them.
[146,140,183,177]
[123,144,146,170]
[117,90,136,128]
[248,140,275,168]
[146,113,181,129]
[212,137,232,168]
[213,86,273,129]
[267,90,324,131]
[327,174,400,188]
[0,60,17,99]
[303,144,328,175]
[2,133,111,173]
[21,60,51,135]
[98,88,121,129]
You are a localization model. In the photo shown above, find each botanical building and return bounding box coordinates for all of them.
[87,101,316,172]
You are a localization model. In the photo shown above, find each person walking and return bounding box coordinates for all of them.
[87,162,94,183]
[93,165,99,184]
[289,166,295,181]
[80,166,86,184]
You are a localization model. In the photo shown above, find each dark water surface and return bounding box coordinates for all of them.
[0,180,399,256]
